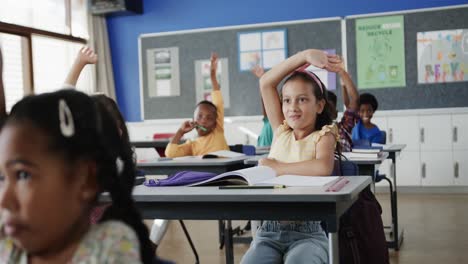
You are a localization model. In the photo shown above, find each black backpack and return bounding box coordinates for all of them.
[334,158,390,264]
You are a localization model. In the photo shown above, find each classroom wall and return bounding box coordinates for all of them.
[106,0,468,122]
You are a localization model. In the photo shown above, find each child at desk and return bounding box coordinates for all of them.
[165,52,229,158]
[241,49,340,264]
[251,65,273,147]
[0,90,154,263]
[326,56,360,152]
[351,93,385,144]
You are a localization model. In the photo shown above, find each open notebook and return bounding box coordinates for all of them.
[190,166,339,187]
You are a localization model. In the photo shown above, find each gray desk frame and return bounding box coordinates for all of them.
[380,144,406,250]
[137,156,248,175]
[126,176,372,264]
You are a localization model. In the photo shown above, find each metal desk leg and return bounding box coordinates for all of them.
[390,153,403,250]
[329,232,339,264]
[225,220,234,264]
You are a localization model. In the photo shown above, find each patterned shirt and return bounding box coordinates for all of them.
[0,221,142,264]
[336,109,359,152]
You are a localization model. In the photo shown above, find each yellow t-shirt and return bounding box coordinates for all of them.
[268,121,339,162]
[165,90,229,157]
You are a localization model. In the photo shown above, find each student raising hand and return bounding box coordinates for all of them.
[210,52,220,91]
[251,65,265,78]
[64,46,98,87]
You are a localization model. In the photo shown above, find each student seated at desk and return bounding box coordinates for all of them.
[325,56,360,152]
[351,93,385,144]
[241,49,340,264]
[251,65,273,147]
[165,52,229,158]
[0,90,154,263]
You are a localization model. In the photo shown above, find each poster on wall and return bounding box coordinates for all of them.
[417,29,468,84]
[194,58,230,108]
[238,29,287,71]
[305,49,337,90]
[356,15,406,89]
[146,47,180,97]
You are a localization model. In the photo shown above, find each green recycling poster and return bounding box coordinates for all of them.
[356,15,406,89]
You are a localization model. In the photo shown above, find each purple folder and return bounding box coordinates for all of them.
[144,171,217,187]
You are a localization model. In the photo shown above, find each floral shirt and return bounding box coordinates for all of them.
[0,221,141,264]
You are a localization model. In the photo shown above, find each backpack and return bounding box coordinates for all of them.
[334,158,390,264]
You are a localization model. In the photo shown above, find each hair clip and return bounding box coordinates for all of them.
[59,99,75,137]
[116,157,124,175]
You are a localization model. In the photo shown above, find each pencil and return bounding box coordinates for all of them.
[219,185,286,190]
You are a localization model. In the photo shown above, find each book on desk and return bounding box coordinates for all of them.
[144,165,339,187]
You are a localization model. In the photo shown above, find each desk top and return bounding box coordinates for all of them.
[346,152,389,165]
[131,139,171,148]
[137,156,248,167]
[244,152,389,166]
[381,144,406,152]
[130,176,372,203]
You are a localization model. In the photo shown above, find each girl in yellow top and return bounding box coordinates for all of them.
[165,52,229,157]
[240,49,341,264]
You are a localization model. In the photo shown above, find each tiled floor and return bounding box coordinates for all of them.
[153,193,468,264]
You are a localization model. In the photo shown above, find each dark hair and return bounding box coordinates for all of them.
[282,71,333,131]
[327,91,337,106]
[91,94,135,190]
[5,90,153,264]
[196,100,217,116]
[359,93,378,111]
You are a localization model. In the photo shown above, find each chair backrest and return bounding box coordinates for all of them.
[332,159,359,176]
[380,130,387,144]
[153,133,175,139]
[229,144,256,156]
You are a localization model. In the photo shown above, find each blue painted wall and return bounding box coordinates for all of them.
[106,0,468,121]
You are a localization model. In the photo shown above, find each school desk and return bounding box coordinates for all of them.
[136,156,248,175]
[122,176,372,264]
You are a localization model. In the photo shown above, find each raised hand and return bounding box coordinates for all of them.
[304,49,328,69]
[251,65,265,78]
[76,46,98,66]
[210,52,218,75]
[325,54,345,73]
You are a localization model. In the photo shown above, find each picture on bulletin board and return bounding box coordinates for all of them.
[238,29,287,71]
[146,47,180,97]
[417,29,468,84]
[356,15,406,89]
[194,58,230,108]
[305,49,337,90]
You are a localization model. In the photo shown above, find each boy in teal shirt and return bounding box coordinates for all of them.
[252,65,273,147]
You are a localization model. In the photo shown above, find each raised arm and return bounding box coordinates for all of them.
[259,49,329,131]
[64,46,97,87]
[326,55,359,111]
[251,65,266,117]
[210,52,220,91]
[0,48,6,119]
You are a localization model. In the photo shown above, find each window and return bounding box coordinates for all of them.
[0,0,91,112]
[0,33,29,112]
